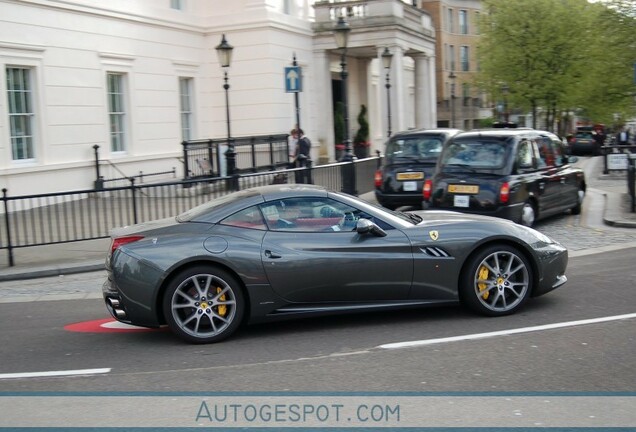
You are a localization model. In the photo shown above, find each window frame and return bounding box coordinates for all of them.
[459,9,468,34]
[179,77,194,142]
[107,72,127,153]
[460,45,470,72]
[6,66,36,161]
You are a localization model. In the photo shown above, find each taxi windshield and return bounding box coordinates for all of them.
[386,136,443,160]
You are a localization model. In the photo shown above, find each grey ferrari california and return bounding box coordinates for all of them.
[103,184,568,344]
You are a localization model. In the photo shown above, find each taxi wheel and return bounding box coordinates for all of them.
[519,201,536,227]
[460,244,532,317]
[163,266,245,344]
[571,188,585,215]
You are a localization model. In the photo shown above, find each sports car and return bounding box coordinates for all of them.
[103,184,568,344]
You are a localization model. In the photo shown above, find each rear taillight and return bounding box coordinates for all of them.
[374,170,383,188]
[499,182,510,204]
[110,235,144,254]
[422,179,432,201]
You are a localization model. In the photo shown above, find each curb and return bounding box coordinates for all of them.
[603,192,636,228]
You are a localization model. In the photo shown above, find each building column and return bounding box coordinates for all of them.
[414,52,435,129]
[375,47,388,140]
[391,45,406,133]
[312,48,334,163]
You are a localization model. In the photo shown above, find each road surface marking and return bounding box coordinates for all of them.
[0,368,111,380]
[378,313,636,350]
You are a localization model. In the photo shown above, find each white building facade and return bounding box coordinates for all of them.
[0,0,437,195]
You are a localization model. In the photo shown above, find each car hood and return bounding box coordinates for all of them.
[408,209,511,225]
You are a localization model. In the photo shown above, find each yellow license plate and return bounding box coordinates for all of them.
[396,172,424,180]
[448,184,479,194]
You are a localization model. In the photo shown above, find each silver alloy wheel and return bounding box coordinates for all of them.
[520,202,535,227]
[472,250,530,313]
[170,273,237,339]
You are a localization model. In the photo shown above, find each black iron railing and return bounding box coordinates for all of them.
[181,134,290,179]
[1,156,381,266]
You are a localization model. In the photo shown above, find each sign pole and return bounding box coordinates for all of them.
[293,53,301,132]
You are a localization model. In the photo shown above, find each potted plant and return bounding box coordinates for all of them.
[353,104,370,158]
[334,101,346,160]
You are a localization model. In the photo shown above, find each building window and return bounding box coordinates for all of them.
[460,46,470,71]
[449,45,456,72]
[462,83,470,106]
[447,8,454,33]
[179,77,193,141]
[475,12,480,35]
[107,73,126,152]
[6,67,35,161]
[459,10,468,34]
[170,0,183,10]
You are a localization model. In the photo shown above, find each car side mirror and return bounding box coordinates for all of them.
[356,218,387,237]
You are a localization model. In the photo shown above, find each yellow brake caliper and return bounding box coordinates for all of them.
[478,266,490,300]
[216,286,227,317]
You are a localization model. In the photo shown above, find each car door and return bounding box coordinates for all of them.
[551,138,580,210]
[532,137,563,216]
[260,197,413,303]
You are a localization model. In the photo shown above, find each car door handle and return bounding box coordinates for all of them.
[264,250,282,259]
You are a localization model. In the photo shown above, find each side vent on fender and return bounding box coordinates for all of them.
[420,247,451,258]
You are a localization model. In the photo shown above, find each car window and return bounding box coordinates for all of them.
[516,140,533,169]
[220,205,267,230]
[441,138,507,169]
[260,197,389,232]
[387,136,443,159]
[575,132,593,140]
[178,189,261,222]
[535,137,556,168]
[551,139,565,166]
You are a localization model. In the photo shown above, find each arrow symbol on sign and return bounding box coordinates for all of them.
[287,69,299,90]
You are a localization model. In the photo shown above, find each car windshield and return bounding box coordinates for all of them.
[440,137,509,170]
[386,135,443,160]
[576,132,593,139]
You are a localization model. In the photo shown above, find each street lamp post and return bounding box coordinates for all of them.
[381,47,393,138]
[215,34,236,188]
[448,71,456,128]
[502,83,509,123]
[334,17,353,162]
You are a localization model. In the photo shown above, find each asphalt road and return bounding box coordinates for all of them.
[0,244,634,392]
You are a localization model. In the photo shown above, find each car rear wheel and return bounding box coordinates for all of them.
[519,201,536,227]
[163,266,245,344]
[460,245,532,316]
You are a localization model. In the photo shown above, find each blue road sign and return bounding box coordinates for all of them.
[285,66,302,93]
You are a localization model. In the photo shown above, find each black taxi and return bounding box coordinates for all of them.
[422,128,586,227]
[374,128,462,209]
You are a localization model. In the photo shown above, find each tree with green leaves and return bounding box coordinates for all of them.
[476,0,635,134]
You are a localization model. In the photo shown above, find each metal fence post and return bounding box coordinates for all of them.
[182,141,190,181]
[629,154,635,213]
[375,149,382,168]
[603,145,609,175]
[130,177,139,224]
[341,160,357,195]
[93,145,104,190]
[2,188,14,267]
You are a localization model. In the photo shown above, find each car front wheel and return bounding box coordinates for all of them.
[460,245,532,316]
[163,266,245,344]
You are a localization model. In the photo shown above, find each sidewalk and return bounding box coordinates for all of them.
[0,156,634,282]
